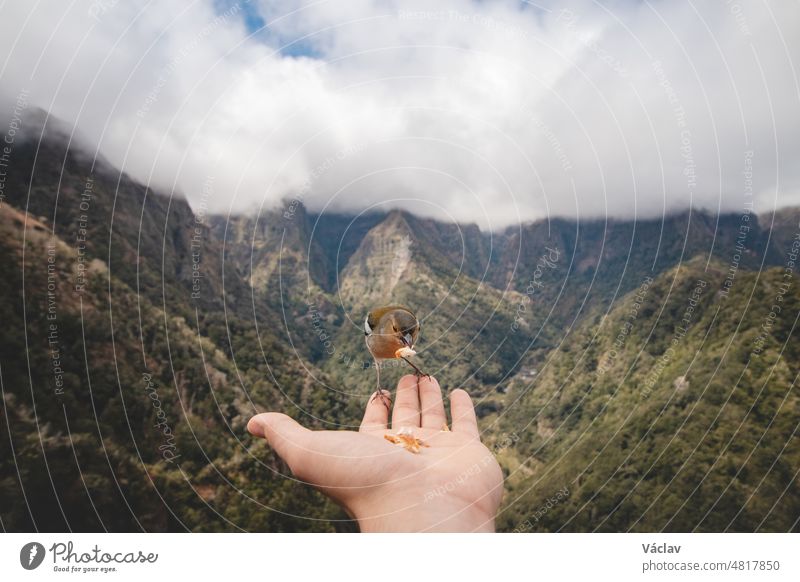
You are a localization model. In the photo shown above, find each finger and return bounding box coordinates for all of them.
[392,374,421,428]
[360,390,391,433]
[419,376,446,429]
[247,412,311,471]
[450,389,480,438]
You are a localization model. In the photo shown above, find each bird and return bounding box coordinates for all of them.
[364,305,429,408]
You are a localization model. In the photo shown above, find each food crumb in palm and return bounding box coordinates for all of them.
[384,427,429,453]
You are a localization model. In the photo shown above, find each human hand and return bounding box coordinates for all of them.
[247,375,504,532]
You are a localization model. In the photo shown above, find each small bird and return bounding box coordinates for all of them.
[364,305,429,407]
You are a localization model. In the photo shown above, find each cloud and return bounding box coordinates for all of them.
[1,0,798,229]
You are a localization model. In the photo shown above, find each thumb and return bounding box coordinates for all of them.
[248,412,311,472]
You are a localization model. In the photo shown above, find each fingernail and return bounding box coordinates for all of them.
[247,417,265,438]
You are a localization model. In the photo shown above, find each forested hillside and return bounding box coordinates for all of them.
[1,112,798,531]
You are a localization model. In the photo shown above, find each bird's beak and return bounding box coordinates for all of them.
[401,333,413,348]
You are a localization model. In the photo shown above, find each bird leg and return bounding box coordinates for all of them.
[370,359,392,409]
[401,356,431,381]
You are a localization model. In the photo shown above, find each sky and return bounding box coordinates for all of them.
[0,0,798,229]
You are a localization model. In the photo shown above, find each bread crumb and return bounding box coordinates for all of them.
[384,427,429,453]
[394,346,417,358]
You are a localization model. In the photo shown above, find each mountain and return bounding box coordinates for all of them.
[1,110,798,531]
[0,112,351,531]
[492,257,800,531]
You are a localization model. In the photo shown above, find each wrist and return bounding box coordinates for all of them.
[354,493,496,533]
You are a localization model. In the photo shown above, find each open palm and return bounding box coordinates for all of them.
[248,375,503,532]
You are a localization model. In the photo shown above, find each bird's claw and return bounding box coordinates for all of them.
[371,389,391,409]
[400,355,431,381]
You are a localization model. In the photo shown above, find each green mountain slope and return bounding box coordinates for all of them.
[0,202,351,531]
[492,256,800,531]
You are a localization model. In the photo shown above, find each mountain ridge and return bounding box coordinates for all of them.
[1,109,798,532]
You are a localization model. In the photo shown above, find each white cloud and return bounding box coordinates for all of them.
[1,0,798,229]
